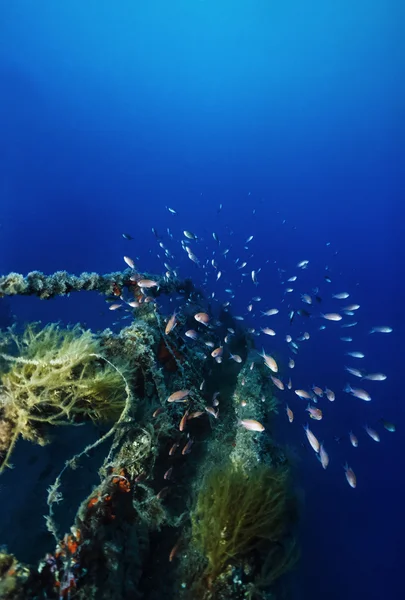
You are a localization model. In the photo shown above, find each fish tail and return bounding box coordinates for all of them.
[343,383,352,393]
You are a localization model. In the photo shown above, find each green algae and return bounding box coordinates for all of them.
[191,461,297,591]
[0,322,129,472]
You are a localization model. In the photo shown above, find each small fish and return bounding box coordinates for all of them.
[260,350,278,373]
[304,424,320,453]
[288,358,295,369]
[286,405,294,423]
[312,386,323,397]
[287,276,297,282]
[297,260,309,268]
[164,467,173,480]
[179,410,189,432]
[362,373,387,381]
[189,411,204,421]
[343,384,371,401]
[341,322,358,328]
[211,346,223,358]
[271,376,284,390]
[261,327,276,336]
[212,391,220,406]
[369,326,393,334]
[349,431,358,447]
[169,442,179,456]
[295,389,312,400]
[364,425,380,442]
[301,294,312,305]
[123,256,135,269]
[153,407,165,418]
[229,353,242,363]
[157,486,170,499]
[345,351,365,358]
[246,235,254,243]
[137,279,158,288]
[286,335,292,343]
[332,292,349,299]
[285,288,294,293]
[183,230,197,240]
[239,419,265,432]
[344,464,357,488]
[289,310,295,325]
[238,261,248,269]
[324,275,332,283]
[252,296,261,301]
[340,337,352,342]
[187,250,200,264]
[322,313,342,321]
[343,304,360,311]
[212,232,220,243]
[122,233,133,240]
[251,270,258,284]
[287,377,292,390]
[109,303,122,311]
[194,312,210,325]
[344,366,364,378]
[380,419,395,432]
[167,207,177,214]
[205,406,218,418]
[182,438,194,454]
[167,390,190,403]
[185,329,198,340]
[319,444,329,469]
[306,405,323,420]
[165,312,177,335]
[169,540,181,562]
[261,308,279,316]
[324,388,335,402]
[215,356,223,364]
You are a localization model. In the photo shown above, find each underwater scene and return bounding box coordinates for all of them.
[0,1,403,599]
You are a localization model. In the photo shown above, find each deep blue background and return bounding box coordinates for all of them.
[0,2,403,599]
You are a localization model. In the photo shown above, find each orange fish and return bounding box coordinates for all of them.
[194,312,210,325]
[182,438,194,455]
[188,411,204,419]
[137,279,158,288]
[165,312,177,335]
[271,376,284,390]
[306,405,323,420]
[179,410,189,432]
[239,419,265,432]
[286,405,294,423]
[211,346,223,358]
[164,467,173,480]
[167,390,190,403]
[169,443,179,456]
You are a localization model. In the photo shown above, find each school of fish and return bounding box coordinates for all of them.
[117,204,395,493]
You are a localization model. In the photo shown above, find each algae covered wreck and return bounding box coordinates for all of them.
[0,265,299,600]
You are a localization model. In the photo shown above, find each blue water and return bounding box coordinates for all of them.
[0,1,403,598]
